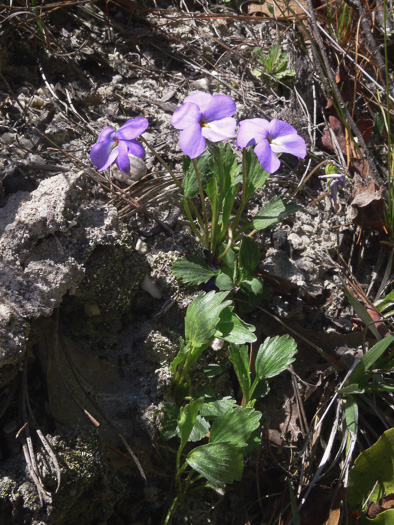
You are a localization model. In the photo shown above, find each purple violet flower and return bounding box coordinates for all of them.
[319,173,346,206]
[171,92,237,159]
[236,118,307,173]
[90,117,149,173]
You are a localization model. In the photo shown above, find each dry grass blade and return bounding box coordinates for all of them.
[19,358,52,505]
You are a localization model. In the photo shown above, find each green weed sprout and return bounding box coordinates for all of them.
[252,45,296,84]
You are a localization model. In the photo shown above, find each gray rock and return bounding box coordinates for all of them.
[0,171,133,387]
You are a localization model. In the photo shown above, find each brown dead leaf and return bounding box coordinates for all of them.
[366,493,394,518]
[350,175,386,230]
[245,0,308,18]
[351,178,384,208]
[321,115,348,154]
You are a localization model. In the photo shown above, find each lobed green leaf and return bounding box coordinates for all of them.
[186,443,244,488]
[172,256,218,285]
[215,307,257,344]
[185,291,232,348]
[255,335,297,380]
[209,405,262,448]
[251,197,300,231]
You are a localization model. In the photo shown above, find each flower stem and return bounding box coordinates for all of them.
[182,199,206,247]
[207,142,223,256]
[232,148,247,235]
[217,226,233,260]
[163,497,178,525]
[140,136,182,190]
[192,158,209,247]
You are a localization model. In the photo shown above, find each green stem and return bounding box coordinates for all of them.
[182,199,206,246]
[140,136,183,191]
[187,199,205,233]
[192,159,209,246]
[164,496,178,525]
[231,148,247,235]
[207,142,223,256]
[175,460,188,490]
[217,226,233,260]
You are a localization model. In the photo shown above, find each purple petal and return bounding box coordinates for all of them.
[116,117,149,141]
[90,140,118,171]
[330,179,339,204]
[184,92,213,113]
[202,95,236,122]
[236,119,270,148]
[202,117,236,142]
[116,140,130,172]
[127,139,146,159]
[179,123,206,158]
[268,119,298,139]
[270,133,307,158]
[171,102,201,130]
[254,140,280,173]
[97,126,115,143]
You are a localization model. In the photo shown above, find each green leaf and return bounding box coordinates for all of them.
[264,44,281,72]
[183,152,212,198]
[228,344,251,402]
[342,335,394,390]
[186,443,244,488]
[185,291,232,348]
[242,147,271,203]
[275,69,296,80]
[206,143,240,242]
[340,383,394,394]
[375,289,394,313]
[172,256,218,285]
[252,197,300,231]
[343,395,358,457]
[215,272,234,291]
[347,428,394,514]
[251,68,263,79]
[251,378,269,400]
[178,398,205,457]
[341,279,381,341]
[255,335,297,380]
[209,406,262,448]
[221,246,236,269]
[200,397,237,419]
[237,277,267,313]
[343,396,358,436]
[160,403,180,440]
[239,236,260,277]
[188,415,210,442]
[215,307,257,344]
[170,338,189,373]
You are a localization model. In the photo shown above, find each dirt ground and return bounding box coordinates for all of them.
[0,1,393,524]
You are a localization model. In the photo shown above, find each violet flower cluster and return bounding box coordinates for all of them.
[170,92,306,172]
[90,117,148,173]
[90,92,307,174]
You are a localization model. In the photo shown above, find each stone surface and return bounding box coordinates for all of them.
[0,171,122,387]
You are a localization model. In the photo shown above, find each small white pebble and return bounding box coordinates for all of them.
[136,238,148,255]
[190,78,211,91]
[302,225,314,234]
[211,338,224,351]
[31,96,46,108]
[141,275,162,299]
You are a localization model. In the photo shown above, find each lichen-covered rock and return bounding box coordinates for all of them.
[0,430,122,525]
[0,170,141,388]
